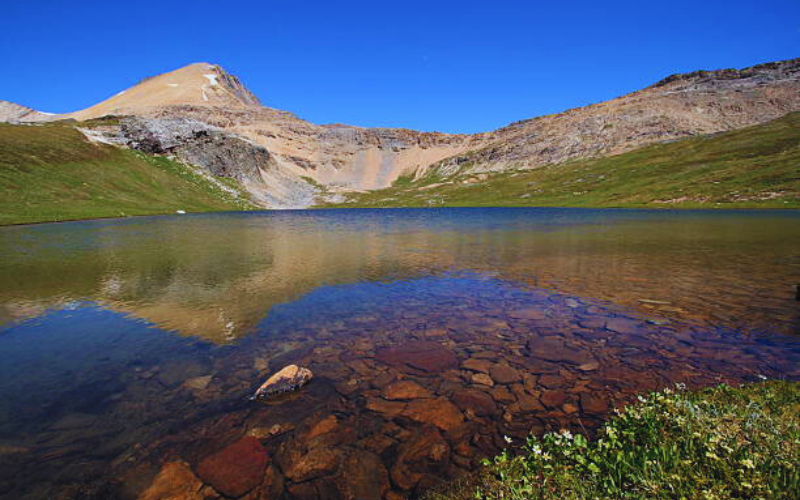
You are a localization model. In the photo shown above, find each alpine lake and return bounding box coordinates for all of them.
[0,207,797,500]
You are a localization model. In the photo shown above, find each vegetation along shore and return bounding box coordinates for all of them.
[430,381,798,500]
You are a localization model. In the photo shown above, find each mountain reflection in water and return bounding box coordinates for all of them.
[1,208,797,342]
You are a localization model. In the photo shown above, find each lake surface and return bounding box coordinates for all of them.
[0,208,797,500]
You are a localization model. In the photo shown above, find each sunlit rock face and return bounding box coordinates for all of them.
[3,59,797,207]
[67,63,262,118]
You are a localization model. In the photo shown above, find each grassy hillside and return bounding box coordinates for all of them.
[0,121,256,225]
[320,113,800,210]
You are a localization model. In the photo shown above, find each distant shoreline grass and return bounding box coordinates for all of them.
[429,381,798,500]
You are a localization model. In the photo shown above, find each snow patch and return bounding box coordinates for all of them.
[166,83,179,87]
[201,89,208,101]
[203,74,218,86]
[114,90,127,97]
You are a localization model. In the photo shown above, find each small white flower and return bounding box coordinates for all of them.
[504,435,513,444]
[637,395,647,403]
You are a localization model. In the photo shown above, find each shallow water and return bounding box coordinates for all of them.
[0,208,797,499]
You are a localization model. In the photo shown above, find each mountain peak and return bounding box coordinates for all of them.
[68,62,261,120]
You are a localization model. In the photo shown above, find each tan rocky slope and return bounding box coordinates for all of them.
[419,59,800,179]
[68,62,262,119]
[0,100,56,122]
[3,58,798,208]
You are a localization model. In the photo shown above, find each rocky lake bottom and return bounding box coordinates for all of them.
[0,208,797,500]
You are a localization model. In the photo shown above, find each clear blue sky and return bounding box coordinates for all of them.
[1,0,797,133]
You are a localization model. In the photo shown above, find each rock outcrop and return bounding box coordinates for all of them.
[85,117,317,208]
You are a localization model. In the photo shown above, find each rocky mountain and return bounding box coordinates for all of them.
[2,58,798,208]
[68,62,262,120]
[0,100,55,122]
[419,59,800,179]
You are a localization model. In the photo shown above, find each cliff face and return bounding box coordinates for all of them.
[101,117,316,208]
[3,58,799,208]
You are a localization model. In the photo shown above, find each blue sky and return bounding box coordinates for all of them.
[0,0,797,133]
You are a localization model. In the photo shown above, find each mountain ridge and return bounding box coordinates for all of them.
[1,57,798,208]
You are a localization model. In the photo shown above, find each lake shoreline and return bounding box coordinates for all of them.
[2,203,799,228]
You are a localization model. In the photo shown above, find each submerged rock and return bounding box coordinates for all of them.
[391,427,451,491]
[183,375,212,391]
[381,380,433,400]
[605,318,641,334]
[335,450,391,500]
[196,437,268,498]
[451,389,496,416]
[137,461,204,500]
[375,341,459,372]
[252,364,313,399]
[489,363,521,384]
[401,398,464,432]
[526,337,595,365]
[277,441,343,483]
